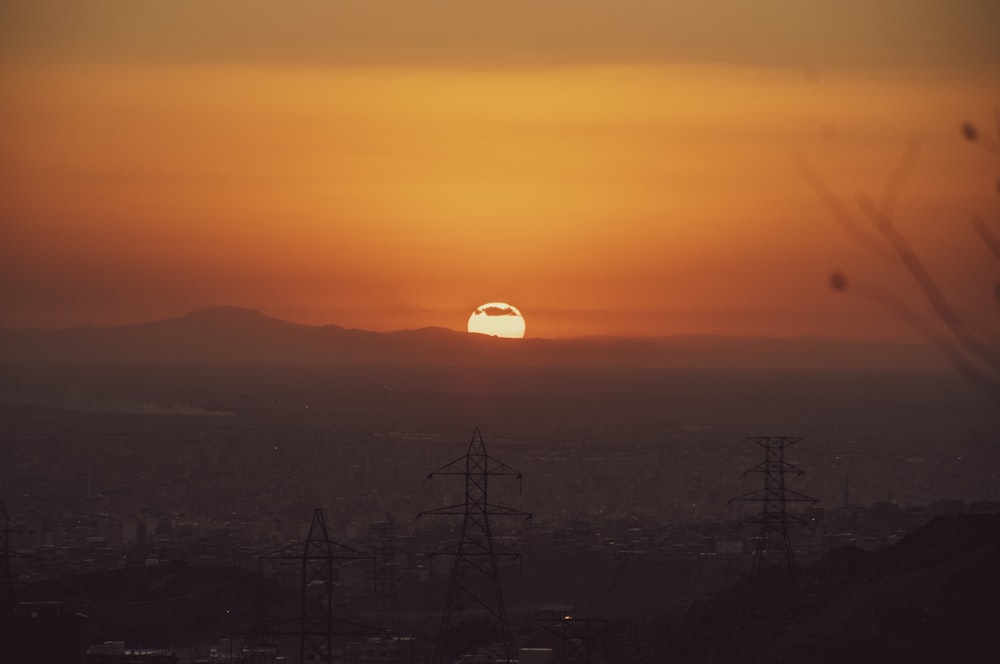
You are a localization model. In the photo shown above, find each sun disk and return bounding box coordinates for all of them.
[467,302,526,339]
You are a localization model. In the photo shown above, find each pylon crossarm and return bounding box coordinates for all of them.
[740,462,769,476]
[424,549,458,561]
[742,460,804,476]
[427,546,518,561]
[729,490,767,503]
[455,542,493,558]
[419,504,530,519]
[782,489,819,503]
[483,503,533,519]
[743,512,810,526]
[260,538,372,560]
[484,458,523,477]
[774,461,805,476]
[253,616,311,634]
[494,551,521,560]
[459,560,495,575]
[426,458,522,479]
[750,436,802,447]
[326,615,387,635]
[417,504,471,518]
[785,513,810,526]
[425,456,473,478]
[264,549,374,562]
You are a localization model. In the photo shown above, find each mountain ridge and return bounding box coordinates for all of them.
[0,306,944,370]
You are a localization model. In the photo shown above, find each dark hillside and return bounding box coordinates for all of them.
[16,565,260,646]
[657,514,1000,664]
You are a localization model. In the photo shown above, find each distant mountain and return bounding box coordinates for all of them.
[0,306,943,369]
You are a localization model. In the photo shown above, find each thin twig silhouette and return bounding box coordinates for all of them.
[802,117,1000,406]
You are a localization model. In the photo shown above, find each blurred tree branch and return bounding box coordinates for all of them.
[799,114,1000,406]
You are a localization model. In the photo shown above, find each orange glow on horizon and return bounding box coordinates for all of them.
[1,57,996,341]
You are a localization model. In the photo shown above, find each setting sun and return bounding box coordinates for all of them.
[0,2,996,342]
[467,303,526,339]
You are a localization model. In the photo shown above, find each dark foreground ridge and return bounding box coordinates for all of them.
[0,306,941,370]
[658,513,1000,664]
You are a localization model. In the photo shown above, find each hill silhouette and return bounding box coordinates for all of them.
[656,513,1000,664]
[10,564,260,649]
[0,306,942,369]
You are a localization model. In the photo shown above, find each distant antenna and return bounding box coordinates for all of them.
[730,436,816,608]
[419,428,531,663]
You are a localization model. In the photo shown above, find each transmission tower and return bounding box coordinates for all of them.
[375,512,401,635]
[419,428,531,663]
[730,436,816,606]
[252,508,377,664]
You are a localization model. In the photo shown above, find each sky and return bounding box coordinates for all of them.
[1,1,998,340]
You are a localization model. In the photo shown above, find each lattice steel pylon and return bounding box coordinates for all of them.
[253,508,376,663]
[419,428,531,663]
[730,436,816,606]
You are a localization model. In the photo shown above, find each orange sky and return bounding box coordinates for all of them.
[1,1,998,340]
